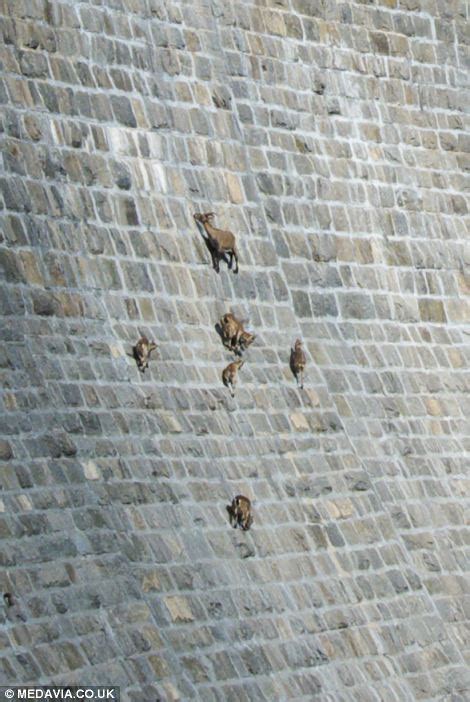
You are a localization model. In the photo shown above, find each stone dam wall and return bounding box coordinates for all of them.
[1,1,469,700]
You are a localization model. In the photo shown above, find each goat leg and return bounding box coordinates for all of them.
[232,247,239,274]
[211,250,220,273]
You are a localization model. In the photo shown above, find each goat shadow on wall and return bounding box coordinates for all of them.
[289,352,297,378]
[193,218,231,273]
[126,350,147,379]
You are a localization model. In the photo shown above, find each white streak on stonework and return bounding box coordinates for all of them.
[151,162,168,193]
[83,460,100,480]
[107,126,131,156]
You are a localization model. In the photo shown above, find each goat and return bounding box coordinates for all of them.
[222,359,244,397]
[219,313,256,353]
[226,495,253,531]
[290,338,306,389]
[194,212,239,274]
[133,336,157,373]
[239,330,256,352]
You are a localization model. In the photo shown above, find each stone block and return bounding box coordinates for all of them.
[339,293,375,319]
[164,597,194,624]
[110,96,137,127]
[310,292,338,317]
[418,299,446,323]
[0,440,13,461]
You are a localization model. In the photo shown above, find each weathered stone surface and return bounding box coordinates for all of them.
[0,440,13,461]
[0,1,468,700]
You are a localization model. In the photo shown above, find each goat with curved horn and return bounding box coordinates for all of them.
[194,212,239,274]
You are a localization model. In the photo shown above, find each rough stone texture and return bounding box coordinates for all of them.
[0,1,469,700]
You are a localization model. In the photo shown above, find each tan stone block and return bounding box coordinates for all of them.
[390,34,409,56]
[164,596,194,623]
[450,480,469,497]
[445,300,470,323]
[249,147,268,170]
[355,239,374,264]
[162,413,183,433]
[46,256,68,287]
[319,636,335,659]
[174,82,192,103]
[336,237,354,261]
[370,240,384,264]
[142,571,162,593]
[425,398,442,417]
[161,683,181,702]
[131,98,148,128]
[83,460,100,480]
[448,349,464,368]
[3,393,17,410]
[429,420,444,435]
[23,114,42,141]
[319,21,340,45]
[185,30,201,52]
[226,172,244,204]
[264,11,286,36]
[7,77,35,107]
[334,396,352,417]
[290,412,309,431]
[141,625,164,649]
[422,131,438,149]
[248,34,264,55]
[310,343,329,365]
[419,299,446,323]
[305,389,320,406]
[361,124,381,142]
[193,83,212,106]
[457,271,470,295]
[326,499,354,520]
[127,507,146,530]
[139,298,155,321]
[58,293,81,317]
[149,655,170,678]
[20,251,44,285]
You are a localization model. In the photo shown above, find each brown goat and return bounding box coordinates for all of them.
[194,212,239,274]
[219,313,255,353]
[133,336,157,373]
[290,338,306,389]
[226,495,253,531]
[239,330,256,352]
[222,359,244,397]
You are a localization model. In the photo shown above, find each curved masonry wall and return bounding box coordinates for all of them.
[1,1,469,700]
